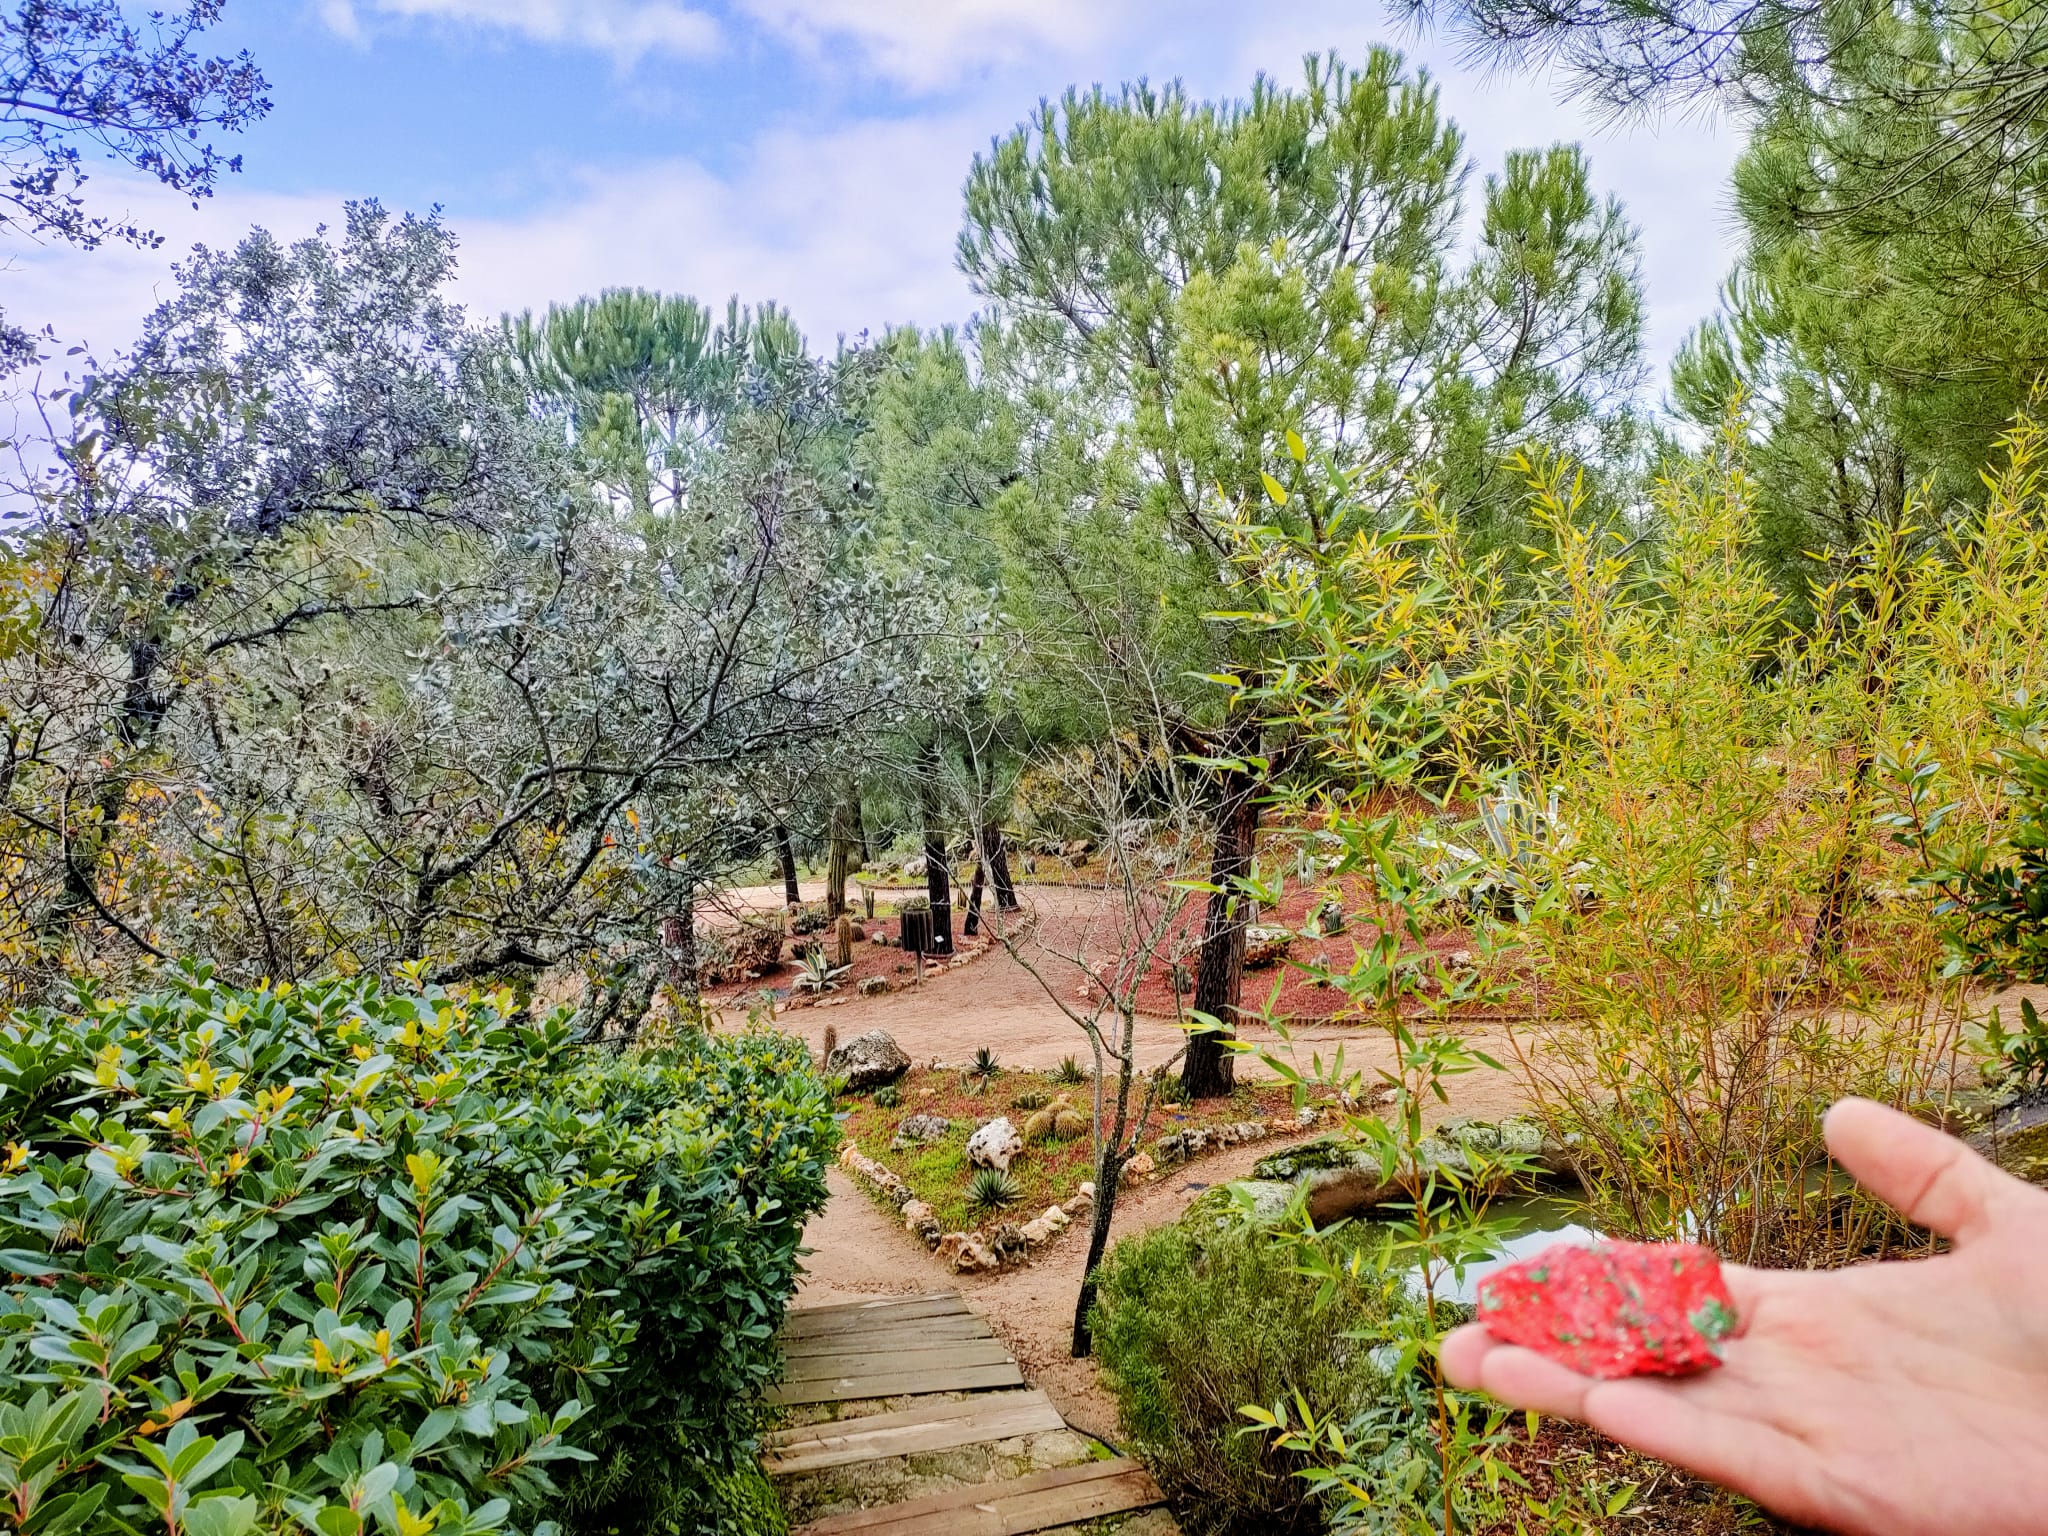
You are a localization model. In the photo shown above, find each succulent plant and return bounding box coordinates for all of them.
[969,1045,1001,1081]
[1054,1055,1087,1086]
[967,1167,1021,1215]
[793,946,850,994]
[1011,1088,1050,1113]
[1419,771,1591,919]
[1149,1065,1190,1106]
[873,1083,901,1109]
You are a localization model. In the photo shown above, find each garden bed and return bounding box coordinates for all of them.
[837,1067,1305,1237]
[703,903,1029,1013]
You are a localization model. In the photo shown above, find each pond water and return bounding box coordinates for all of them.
[1390,1193,1600,1308]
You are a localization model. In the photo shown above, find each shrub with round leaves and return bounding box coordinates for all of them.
[0,966,836,1536]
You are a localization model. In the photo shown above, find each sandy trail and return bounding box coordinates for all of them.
[728,884,1531,1101]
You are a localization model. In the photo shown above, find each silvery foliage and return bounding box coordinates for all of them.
[1,202,942,989]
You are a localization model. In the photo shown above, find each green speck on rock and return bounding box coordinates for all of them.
[1690,1297,1739,1342]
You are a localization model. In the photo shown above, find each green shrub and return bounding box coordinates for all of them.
[0,967,837,1536]
[1091,1220,1410,1536]
[1921,741,2048,993]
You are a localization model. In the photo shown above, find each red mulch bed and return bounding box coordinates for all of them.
[700,912,1013,1013]
[1090,871,1490,1026]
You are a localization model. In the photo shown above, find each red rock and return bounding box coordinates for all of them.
[1475,1240,1740,1379]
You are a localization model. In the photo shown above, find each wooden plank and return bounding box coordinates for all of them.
[781,1296,971,1338]
[792,1459,1164,1535]
[780,1318,994,1356]
[778,1338,1015,1384]
[762,1389,1067,1476]
[766,1360,1024,1406]
[783,1293,962,1325]
[763,1389,1059,1452]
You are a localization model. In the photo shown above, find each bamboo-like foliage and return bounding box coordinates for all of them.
[1244,412,2048,1269]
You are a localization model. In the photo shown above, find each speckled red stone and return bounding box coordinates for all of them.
[1475,1240,1739,1379]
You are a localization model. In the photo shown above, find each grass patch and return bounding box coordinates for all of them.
[837,1068,1298,1233]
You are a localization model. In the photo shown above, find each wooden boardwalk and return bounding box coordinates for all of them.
[765,1293,1175,1536]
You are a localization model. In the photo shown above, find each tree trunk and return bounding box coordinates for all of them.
[1182,762,1261,1099]
[661,896,701,1015]
[963,858,986,937]
[989,825,1020,911]
[775,821,801,906]
[918,769,955,956]
[826,801,853,917]
[1071,1141,1122,1357]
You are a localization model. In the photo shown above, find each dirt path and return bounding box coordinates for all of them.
[728,884,1530,1110]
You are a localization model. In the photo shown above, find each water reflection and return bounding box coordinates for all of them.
[1398,1195,1599,1307]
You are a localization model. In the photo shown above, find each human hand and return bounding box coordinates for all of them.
[1440,1097,2048,1536]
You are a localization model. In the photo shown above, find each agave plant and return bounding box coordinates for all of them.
[969,1046,1001,1081]
[794,946,851,994]
[966,1167,1021,1216]
[1054,1055,1086,1086]
[1420,771,1589,919]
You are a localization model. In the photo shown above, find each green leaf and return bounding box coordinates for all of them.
[1260,472,1289,506]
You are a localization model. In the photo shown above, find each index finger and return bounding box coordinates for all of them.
[1824,1097,2023,1245]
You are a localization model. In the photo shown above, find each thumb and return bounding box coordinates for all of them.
[1825,1097,2019,1245]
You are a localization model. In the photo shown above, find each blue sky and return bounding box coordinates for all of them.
[6,1,1742,384]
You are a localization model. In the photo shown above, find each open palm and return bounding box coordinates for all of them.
[1441,1098,2048,1535]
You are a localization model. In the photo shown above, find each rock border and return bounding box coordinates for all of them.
[837,1140,1095,1273]
[836,1104,1317,1275]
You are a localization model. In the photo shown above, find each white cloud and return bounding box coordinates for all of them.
[0,114,979,370]
[0,2,1742,396]
[739,0,1118,91]
[319,0,720,65]
[453,115,977,341]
